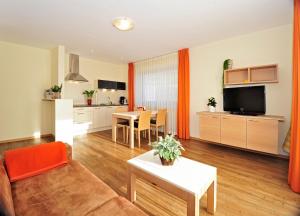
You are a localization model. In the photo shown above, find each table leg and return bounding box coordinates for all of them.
[112,116,117,143]
[187,194,200,216]
[129,118,134,148]
[207,179,217,214]
[164,114,168,136]
[127,168,136,202]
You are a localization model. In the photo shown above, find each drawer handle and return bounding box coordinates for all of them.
[222,117,228,119]
[77,113,85,115]
[248,119,257,122]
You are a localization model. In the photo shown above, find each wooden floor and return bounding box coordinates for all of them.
[1,130,300,216]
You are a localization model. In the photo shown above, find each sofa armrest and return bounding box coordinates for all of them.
[0,160,15,216]
[64,143,72,161]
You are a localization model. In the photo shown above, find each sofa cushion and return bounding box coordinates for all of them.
[88,197,148,216]
[4,142,68,182]
[11,161,118,216]
[0,161,15,216]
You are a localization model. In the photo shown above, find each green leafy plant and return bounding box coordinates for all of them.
[222,59,232,89]
[83,90,96,99]
[152,135,185,162]
[207,97,217,107]
[51,84,62,93]
[223,59,232,71]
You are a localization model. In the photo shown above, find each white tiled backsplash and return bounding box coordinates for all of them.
[96,90,127,105]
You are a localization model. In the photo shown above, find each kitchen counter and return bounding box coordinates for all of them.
[73,104,128,108]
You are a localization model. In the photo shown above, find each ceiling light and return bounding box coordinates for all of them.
[112,17,134,31]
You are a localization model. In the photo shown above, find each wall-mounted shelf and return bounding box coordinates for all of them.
[224,64,278,85]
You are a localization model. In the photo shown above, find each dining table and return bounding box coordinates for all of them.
[112,111,158,149]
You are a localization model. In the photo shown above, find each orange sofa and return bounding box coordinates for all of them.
[0,143,147,216]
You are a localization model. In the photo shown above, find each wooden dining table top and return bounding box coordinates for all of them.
[112,111,157,120]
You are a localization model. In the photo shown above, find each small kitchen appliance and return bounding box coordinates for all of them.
[119,96,127,105]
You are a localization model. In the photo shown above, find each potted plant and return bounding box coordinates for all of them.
[51,84,62,99]
[222,59,233,89]
[207,97,217,112]
[152,135,185,166]
[83,90,96,106]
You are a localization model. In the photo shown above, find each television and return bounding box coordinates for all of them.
[223,86,266,115]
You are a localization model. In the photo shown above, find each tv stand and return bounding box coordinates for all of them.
[197,112,284,155]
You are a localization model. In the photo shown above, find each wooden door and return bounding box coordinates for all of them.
[246,118,278,154]
[199,113,220,143]
[221,115,246,148]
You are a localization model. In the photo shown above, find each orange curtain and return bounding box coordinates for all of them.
[177,48,190,139]
[128,63,135,111]
[289,0,300,193]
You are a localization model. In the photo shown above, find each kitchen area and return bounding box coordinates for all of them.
[72,80,128,135]
[65,54,128,136]
[44,47,128,143]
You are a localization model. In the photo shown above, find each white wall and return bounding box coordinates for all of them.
[0,41,53,141]
[64,56,127,105]
[190,24,293,153]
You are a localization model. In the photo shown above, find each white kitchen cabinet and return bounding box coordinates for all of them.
[73,107,93,124]
[74,106,128,135]
[104,106,115,127]
[73,107,94,135]
[93,107,106,128]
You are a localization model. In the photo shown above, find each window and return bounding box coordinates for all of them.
[135,53,178,133]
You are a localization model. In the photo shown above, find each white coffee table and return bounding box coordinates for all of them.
[127,150,217,216]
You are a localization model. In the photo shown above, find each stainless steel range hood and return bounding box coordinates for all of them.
[64,54,88,83]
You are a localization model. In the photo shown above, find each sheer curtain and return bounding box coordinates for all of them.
[135,53,178,134]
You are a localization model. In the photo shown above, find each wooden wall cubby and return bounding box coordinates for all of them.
[224,64,278,85]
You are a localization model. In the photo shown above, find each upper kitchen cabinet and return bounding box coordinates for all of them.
[117,82,126,90]
[98,80,117,89]
[98,80,126,90]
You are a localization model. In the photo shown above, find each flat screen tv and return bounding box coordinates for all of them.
[223,86,266,115]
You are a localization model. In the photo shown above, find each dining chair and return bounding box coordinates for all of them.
[135,106,145,111]
[151,109,167,140]
[126,110,151,147]
[115,106,129,143]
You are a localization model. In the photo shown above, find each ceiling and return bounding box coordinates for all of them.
[0,0,293,63]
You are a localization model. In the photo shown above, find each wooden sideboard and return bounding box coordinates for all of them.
[197,112,284,154]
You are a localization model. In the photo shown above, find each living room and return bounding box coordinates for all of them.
[0,1,299,216]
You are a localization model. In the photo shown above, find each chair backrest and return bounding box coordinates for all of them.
[135,106,146,111]
[156,109,167,126]
[115,106,128,113]
[138,111,151,131]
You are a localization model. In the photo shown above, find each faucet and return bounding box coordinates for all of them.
[107,96,112,105]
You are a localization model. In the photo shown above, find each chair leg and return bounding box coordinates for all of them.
[126,127,129,143]
[122,127,125,143]
[116,126,118,141]
[156,127,159,141]
[138,131,141,148]
[148,129,151,145]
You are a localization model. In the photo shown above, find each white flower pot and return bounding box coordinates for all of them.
[208,106,216,112]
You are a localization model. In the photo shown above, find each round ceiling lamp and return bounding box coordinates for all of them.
[112,17,134,31]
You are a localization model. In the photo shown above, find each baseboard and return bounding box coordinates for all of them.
[189,136,289,159]
[0,134,54,144]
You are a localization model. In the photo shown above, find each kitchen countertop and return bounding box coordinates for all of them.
[73,104,128,108]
